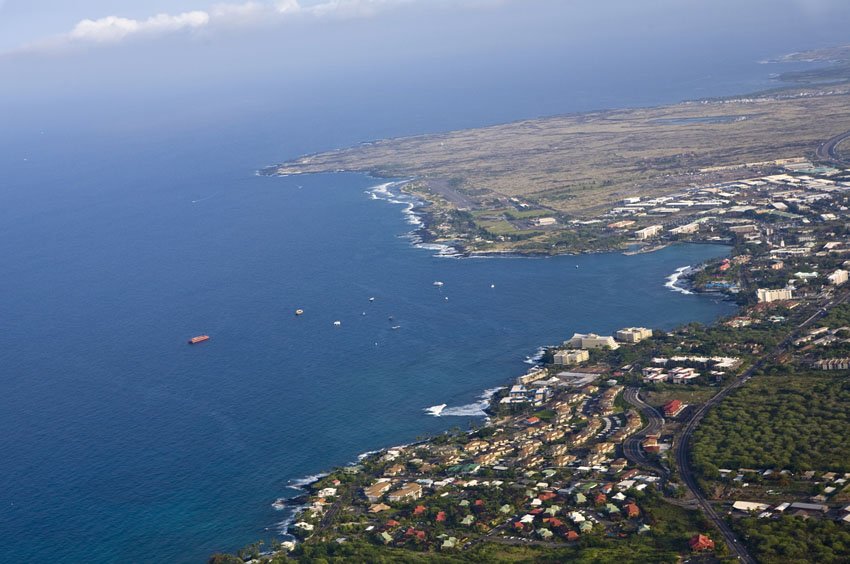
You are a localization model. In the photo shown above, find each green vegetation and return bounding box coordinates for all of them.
[691,374,850,476]
[735,516,850,563]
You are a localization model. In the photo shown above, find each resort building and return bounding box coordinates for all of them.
[756,287,793,303]
[565,333,619,350]
[634,225,663,240]
[663,400,684,417]
[827,269,849,286]
[363,481,393,502]
[553,349,590,366]
[615,327,652,343]
[387,482,423,503]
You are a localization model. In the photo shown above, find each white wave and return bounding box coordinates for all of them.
[274,505,305,538]
[425,387,505,418]
[357,449,381,462]
[424,403,447,416]
[286,472,329,491]
[368,181,462,257]
[665,265,694,295]
[524,346,546,365]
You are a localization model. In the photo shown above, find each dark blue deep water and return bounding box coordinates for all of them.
[0,121,735,562]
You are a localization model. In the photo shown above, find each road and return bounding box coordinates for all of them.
[622,387,668,478]
[816,129,850,167]
[673,289,850,563]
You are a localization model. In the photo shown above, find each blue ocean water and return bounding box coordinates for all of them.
[0,124,735,562]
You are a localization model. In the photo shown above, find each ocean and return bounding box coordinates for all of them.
[0,34,820,562]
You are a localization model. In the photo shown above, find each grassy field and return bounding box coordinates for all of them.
[271,88,850,216]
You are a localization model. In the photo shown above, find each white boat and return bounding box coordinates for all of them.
[490,284,495,288]
[391,325,401,330]
[369,297,375,302]
[433,281,444,287]
[333,320,341,326]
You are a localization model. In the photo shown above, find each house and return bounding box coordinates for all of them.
[413,505,426,516]
[625,503,640,518]
[689,534,715,552]
[566,530,580,542]
[387,482,423,503]
[436,511,446,522]
[460,515,475,526]
[379,531,393,544]
[663,399,684,417]
[369,503,391,513]
[363,481,393,502]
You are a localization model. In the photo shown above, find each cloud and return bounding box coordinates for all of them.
[68,11,210,43]
[5,0,428,55]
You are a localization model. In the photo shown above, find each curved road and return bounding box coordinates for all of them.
[816,129,850,167]
[622,387,668,477]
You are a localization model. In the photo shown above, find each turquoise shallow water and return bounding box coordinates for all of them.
[0,125,734,561]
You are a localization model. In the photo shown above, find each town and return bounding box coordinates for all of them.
[215,157,850,563]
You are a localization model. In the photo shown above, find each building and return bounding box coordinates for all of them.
[663,400,684,417]
[387,482,423,503]
[363,481,393,502]
[615,327,652,343]
[553,349,590,366]
[670,222,700,235]
[634,225,663,240]
[828,269,849,286]
[814,358,850,370]
[757,287,793,303]
[566,333,619,350]
[534,217,558,227]
[689,534,715,552]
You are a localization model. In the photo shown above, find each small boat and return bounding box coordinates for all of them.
[295,309,304,316]
[369,297,375,302]
[333,320,341,326]
[391,325,401,330]
[433,281,444,287]
[490,284,495,289]
[388,315,394,321]
[575,265,579,269]
[188,335,210,345]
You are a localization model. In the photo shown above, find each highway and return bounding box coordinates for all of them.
[622,387,668,478]
[816,129,850,167]
[673,289,850,563]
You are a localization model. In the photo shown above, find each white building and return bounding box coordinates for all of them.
[756,288,793,303]
[634,225,663,240]
[566,333,619,350]
[553,349,590,366]
[616,327,653,343]
[828,269,849,286]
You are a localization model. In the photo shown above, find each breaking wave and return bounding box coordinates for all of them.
[665,265,694,295]
[424,387,505,418]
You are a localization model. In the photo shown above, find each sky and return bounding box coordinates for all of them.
[2,0,850,150]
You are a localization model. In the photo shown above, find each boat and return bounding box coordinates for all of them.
[392,325,401,330]
[433,281,444,287]
[188,335,210,344]
[295,309,304,316]
[490,284,495,288]
[333,320,341,326]
[369,297,375,302]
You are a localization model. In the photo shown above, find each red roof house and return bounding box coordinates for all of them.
[566,530,580,542]
[625,503,640,518]
[435,511,446,522]
[413,505,426,516]
[689,534,715,552]
[663,399,683,417]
